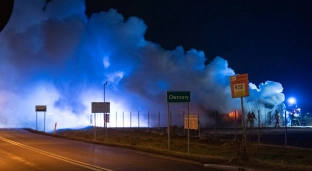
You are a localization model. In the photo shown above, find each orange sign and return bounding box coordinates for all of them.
[230,74,249,98]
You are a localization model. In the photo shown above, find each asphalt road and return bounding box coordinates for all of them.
[0,129,221,171]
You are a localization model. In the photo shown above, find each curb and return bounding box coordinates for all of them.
[204,164,255,171]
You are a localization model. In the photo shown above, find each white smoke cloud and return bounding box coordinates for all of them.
[0,0,284,131]
[246,81,285,115]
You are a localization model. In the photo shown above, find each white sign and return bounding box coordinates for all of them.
[36,105,47,112]
[233,83,245,94]
[184,114,198,130]
[91,102,110,113]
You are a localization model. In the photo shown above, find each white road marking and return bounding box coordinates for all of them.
[0,136,113,171]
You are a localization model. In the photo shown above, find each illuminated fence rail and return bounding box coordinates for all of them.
[90,111,201,129]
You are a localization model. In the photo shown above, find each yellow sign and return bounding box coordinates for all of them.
[184,114,198,130]
[230,74,249,98]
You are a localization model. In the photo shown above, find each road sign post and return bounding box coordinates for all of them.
[91,102,110,140]
[166,91,191,154]
[35,105,47,132]
[230,74,249,159]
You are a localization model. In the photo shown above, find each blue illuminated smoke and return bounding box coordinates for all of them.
[0,0,284,131]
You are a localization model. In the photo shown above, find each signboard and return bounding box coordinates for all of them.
[91,102,110,113]
[36,105,47,112]
[230,74,249,98]
[167,91,190,103]
[184,114,198,130]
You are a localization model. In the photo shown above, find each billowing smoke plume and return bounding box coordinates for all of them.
[0,0,284,131]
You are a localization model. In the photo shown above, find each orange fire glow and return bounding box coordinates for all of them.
[228,111,238,118]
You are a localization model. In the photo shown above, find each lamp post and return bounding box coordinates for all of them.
[285,97,296,146]
[104,81,108,102]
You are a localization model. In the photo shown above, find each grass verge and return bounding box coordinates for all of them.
[26,127,312,171]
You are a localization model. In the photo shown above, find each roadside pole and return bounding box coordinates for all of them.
[35,105,47,132]
[91,102,110,141]
[167,103,170,150]
[187,102,190,154]
[234,110,237,141]
[240,97,247,157]
[166,91,190,152]
[44,112,46,132]
[36,112,37,130]
[94,113,96,140]
[105,113,107,141]
[229,74,249,161]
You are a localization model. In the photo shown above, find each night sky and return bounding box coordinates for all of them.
[0,0,311,130]
[85,0,312,113]
[0,0,14,32]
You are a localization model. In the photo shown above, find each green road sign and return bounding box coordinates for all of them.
[167,91,190,103]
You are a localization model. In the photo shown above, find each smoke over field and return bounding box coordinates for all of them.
[0,0,284,131]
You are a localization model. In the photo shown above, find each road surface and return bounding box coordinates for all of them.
[0,129,221,170]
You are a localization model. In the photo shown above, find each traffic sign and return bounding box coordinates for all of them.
[167,91,190,103]
[36,105,47,112]
[230,74,249,98]
[91,102,110,113]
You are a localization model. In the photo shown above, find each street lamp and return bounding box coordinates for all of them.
[288,97,296,105]
[104,81,108,102]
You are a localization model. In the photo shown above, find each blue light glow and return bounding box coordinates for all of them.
[0,0,286,130]
[288,97,296,105]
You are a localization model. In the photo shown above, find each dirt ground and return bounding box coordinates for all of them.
[259,127,312,148]
[201,126,312,149]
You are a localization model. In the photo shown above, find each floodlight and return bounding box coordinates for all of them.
[288,97,296,105]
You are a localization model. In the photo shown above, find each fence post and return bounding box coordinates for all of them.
[123,111,124,130]
[148,111,150,131]
[158,111,160,131]
[116,111,117,128]
[285,110,287,146]
[198,110,200,137]
[215,111,217,139]
[183,111,185,135]
[235,110,237,141]
[258,110,260,144]
[138,111,140,128]
[130,111,132,128]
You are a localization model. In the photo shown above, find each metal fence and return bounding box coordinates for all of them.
[90,111,203,129]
